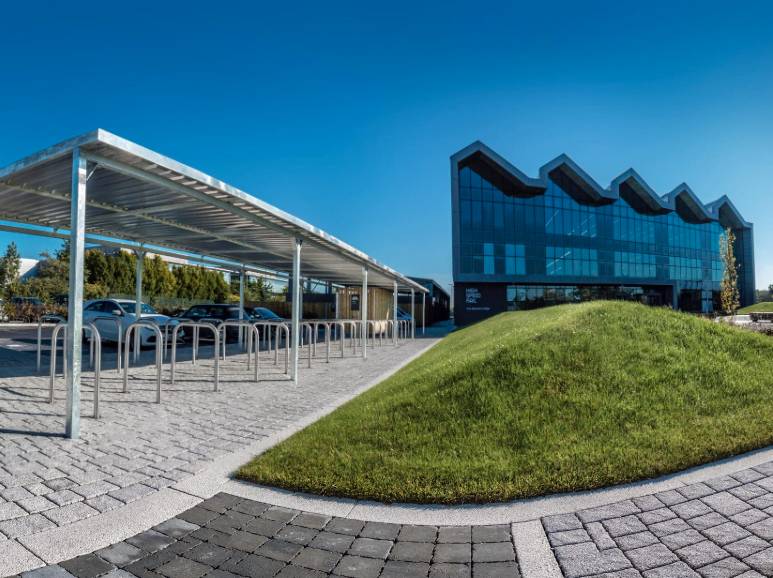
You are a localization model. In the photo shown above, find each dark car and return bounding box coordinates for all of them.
[246,306,284,322]
[177,304,249,342]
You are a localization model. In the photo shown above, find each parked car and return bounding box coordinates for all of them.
[176,304,248,342]
[0,299,8,322]
[246,306,284,322]
[82,299,180,346]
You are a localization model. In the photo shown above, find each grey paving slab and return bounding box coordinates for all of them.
[15,493,519,578]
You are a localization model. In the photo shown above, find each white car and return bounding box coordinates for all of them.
[82,299,180,346]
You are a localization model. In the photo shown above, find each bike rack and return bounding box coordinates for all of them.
[250,324,260,381]
[49,322,102,418]
[37,315,65,373]
[218,320,255,361]
[332,320,346,358]
[92,316,123,373]
[123,321,164,403]
[170,321,220,391]
[301,322,314,368]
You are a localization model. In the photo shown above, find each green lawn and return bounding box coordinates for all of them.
[237,301,773,504]
[739,301,773,313]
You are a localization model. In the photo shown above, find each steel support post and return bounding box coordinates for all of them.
[134,249,145,361]
[422,292,426,335]
[290,238,302,383]
[393,281,398,344]
[65,149,87,439]
[361,267,368,359]
[238,268,246,347]
[411,289,415,339]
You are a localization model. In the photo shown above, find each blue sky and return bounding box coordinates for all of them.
[1,1,771,290]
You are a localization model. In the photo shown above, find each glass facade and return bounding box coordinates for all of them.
[457,165,732,313]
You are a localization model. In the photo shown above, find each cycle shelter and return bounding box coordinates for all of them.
[0,129,428,439]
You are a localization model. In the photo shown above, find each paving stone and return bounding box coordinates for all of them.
[747,517,773,540]
[471,542,514,563]
[672,499,714,520]
[730,509,768,527]
[688,513,730,531]
[44,478,77,492]
[615,531,659,551]
[262,506,299,523]
[231,500,270,517]
[291,513,331,531]
[705,477,743,492]
[429,563,470,577]
[154,518,199,538]
[749,494,773,510]
[472,561,521,578]
[625,543,677,571]
[0,501,27,521]
[603,515,648,537]
[227,553,285,577]
[697,557,751,578]
[126,530,177,553]
[46,489,81,507]
[702,492,751,517]
[17,495,57,514]
[332,554,383,578]
[199,493,241,513]
[1,486,34,501]
[655,490,688,506]
[44,502,98,526]
[578,501,641,523]
[553,542,631,578]
[156,556,210,578]
[20,566,77,577]
[380,560,430,577]
[291,547,342,572]
[176,506,220,526]
[184,541,233,567]
[256,538,304,562]
[433,542,471,564]
[210,529,267,553]
[437,526,471,544]
[276,566,325,578]
[542,513,582,533]
[744,547,773,575]
[325,518,365,537]
[678,483,715,500]
[399,524,438,542]
[724,534,770,558]
[675,540,729,568]
[309,531,355,553]
[632,495,666,512]
[97,541,145,566]
[59,554,115,578]
[702,520,751,545]
[547,528,590,547]
[276,524,318,545]
[349,537,393,559]
[730,483,767,501]
[471,525,508,543]
[733,469,765,484]
[85,494,123,514]
[72,480,119,499]
[0,512,56,538]
[659,529,704,551]
[638,507,677,525]
[649,517,692,537]
[390,541,434,563]
[245,517,286,537]
[357,521,400,541]
[641,561,700,577]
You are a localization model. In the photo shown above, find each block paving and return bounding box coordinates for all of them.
[5,492,520,577]
[0,328,439,547]
[543,463,773,577]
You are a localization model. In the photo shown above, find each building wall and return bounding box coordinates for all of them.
[451,153,754,324]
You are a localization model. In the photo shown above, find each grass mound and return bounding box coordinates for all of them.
[739,302,773,313]
[237,301,773,504]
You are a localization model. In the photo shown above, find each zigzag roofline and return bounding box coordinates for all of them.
[451,141,752,229]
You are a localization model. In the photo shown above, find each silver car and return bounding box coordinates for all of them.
[82,299,180,346]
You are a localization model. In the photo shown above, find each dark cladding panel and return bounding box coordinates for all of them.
[454,283,507,326]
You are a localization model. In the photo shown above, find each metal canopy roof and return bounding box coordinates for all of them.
[0,129,426,293]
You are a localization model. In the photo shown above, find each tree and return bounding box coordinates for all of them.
[720,228,741,315]
[0,242,22,298]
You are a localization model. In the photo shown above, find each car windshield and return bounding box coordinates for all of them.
[251,307,280,319]
[117,301,157,314]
